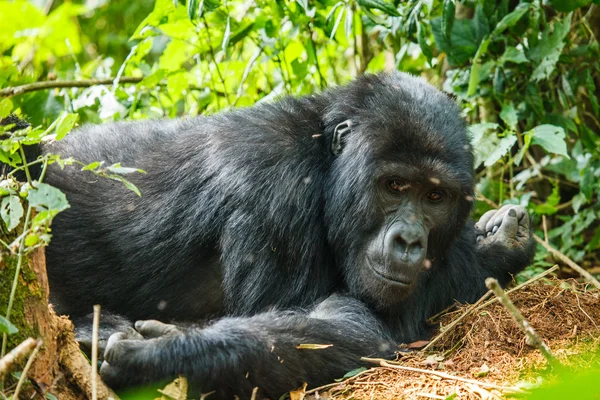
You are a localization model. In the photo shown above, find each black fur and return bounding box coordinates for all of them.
[35,72,534,398]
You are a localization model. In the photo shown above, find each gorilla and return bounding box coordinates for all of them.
[34,72,533,398]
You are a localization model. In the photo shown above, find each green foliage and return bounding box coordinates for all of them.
[0,0,598,396]
[0,0,598,364]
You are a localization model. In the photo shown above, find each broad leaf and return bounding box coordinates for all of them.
[530,125,569,158]
[0,195,23,231]
[0,316,18,335]
[28,183,70,212]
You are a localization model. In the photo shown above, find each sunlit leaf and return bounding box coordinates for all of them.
[55,112,79,141]
[28,183,70,212]
[0,316,18,335]
[0,195,23,231]
[530,125,569,158]
[441,0,455,44]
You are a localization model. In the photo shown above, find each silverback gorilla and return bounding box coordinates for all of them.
[39,72,534,398]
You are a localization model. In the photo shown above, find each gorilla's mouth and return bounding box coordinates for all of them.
[367,261,414,287]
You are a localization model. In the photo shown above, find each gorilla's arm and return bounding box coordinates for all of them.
[100,295,395,399]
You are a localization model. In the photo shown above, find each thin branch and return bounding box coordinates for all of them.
[534,235,600,290]
[13,339,42,399]
[305,368,376,395]
[91,305,101,400]
[485,278,556,363]
[202,17,231,106]
[361,358,526,393]
[422,290,493,352]
[0,77,143,98]
[0,338,37,377]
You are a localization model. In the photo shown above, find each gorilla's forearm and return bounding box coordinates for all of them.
[101,296,395,399]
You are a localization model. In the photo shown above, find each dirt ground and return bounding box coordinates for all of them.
[303,278,600,400]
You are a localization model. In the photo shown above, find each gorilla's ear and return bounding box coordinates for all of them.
[332,119,352,156]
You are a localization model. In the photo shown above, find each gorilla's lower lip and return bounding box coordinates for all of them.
[368,262,414,286]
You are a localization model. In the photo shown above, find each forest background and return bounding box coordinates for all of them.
[0,0,599,398]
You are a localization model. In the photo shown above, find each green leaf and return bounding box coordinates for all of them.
[356,0,400,17]
[106,163,144,175]
[329,6,345,40]
[441,0,455,44]
[500,47,528,64]
[0,99,13,119]
[0,316,18,335]
[82,161,102,171]
[418,23,433,65]
[187,0,199,20]
[484,134,516,167]
[109,174,142,196]
[28,183,70,212]
[529,14,572,82]
[0,195,23,231]
[229,22,254,46]
[335,367,368,382]
[513,131,531,166]
[467,36,490,96]
[54,112,79,141]
[491,3,530,36]
[500,102,518,129]
[580,167,594,201]
[25,233,40,247]
[221,16,231,51]
[530,124,569,158]
[549,0,591,12]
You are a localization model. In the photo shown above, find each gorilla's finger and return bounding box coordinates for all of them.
[100,361,125,389]
[105,332,128,356]
[475,209,497,232]
[495,208,519,244]
[135,320,180,338]
[486,205,513,233]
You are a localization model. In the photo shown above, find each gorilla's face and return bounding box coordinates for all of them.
[322,73,475,311]
[358,165,463,304]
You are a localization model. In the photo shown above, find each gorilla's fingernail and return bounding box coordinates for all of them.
[492,226,498,234]
[487,232,492,237]
[135,321,145,331]
[508,209,517,217]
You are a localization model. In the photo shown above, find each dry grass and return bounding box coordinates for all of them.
[307,278,600,400]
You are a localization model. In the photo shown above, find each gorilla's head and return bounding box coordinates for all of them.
[324,72,474,310]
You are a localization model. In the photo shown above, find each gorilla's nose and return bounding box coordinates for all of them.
[386,223,427,268]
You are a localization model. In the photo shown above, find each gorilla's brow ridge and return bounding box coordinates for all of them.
[375,160,462,189]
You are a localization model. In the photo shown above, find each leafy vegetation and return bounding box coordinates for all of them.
[0,0,599,396]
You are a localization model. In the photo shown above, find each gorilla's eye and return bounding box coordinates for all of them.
[426,190,444,203]
[387,180,410,193]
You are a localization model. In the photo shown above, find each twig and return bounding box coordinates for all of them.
[0,338,37,377]
[305,368,376,395]
[0,77,143,98]
[422,290,493,352]
[542,215,548,243]
[423,265,559,352]
[91,305,101,400]
[534,235,600,290]
[485,278,556,363]
[250,387,259,400]
[361,358,525,393]
[12,339,42,399]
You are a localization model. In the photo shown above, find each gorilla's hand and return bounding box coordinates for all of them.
[475,205,531,250]
[100,320,181,389]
